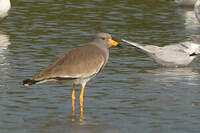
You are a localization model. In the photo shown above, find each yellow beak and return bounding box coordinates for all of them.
[108,39,118,47]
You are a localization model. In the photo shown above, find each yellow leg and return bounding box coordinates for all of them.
[80,110,84,124]
[79,84,85,114]
[72,84,76,116]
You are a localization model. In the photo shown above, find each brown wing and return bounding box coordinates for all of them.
[32,44,108,81]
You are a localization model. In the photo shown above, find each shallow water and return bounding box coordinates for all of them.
[1,0,200,133]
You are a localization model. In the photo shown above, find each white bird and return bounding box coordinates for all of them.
[0,0,11,21]
[122,39,200,67]
[175,0,197,7]
[194,0,200,22]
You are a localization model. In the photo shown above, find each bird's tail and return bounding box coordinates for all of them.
[23,79,37,86]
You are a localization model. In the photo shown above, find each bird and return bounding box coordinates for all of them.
[0,0,11,21]
[23,33,119,116]
[194,0,200,22]
[175,0,197,7]
[122,39,200,67]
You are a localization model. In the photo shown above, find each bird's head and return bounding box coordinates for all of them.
[93,33,119,48]
[181,42,200,57]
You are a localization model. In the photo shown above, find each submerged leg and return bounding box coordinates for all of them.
[72,84,76,116]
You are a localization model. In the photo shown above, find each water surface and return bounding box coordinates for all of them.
[0,0,200,133]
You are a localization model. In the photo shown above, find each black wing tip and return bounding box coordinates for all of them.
[23,79,36,87]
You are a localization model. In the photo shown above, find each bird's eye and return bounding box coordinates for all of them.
[101,37,106,40]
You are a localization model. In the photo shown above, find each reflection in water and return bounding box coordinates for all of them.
[0,31,10,63]
[39,118,116,133]
[71,113,85,125]
[147,67,200,85]
[0,31,10,87]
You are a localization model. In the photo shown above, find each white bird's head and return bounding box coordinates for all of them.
[181,42,200,56]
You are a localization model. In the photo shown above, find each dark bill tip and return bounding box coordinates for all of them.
[116,43,123,47]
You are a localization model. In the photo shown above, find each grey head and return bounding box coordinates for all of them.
[92,33,118,48]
